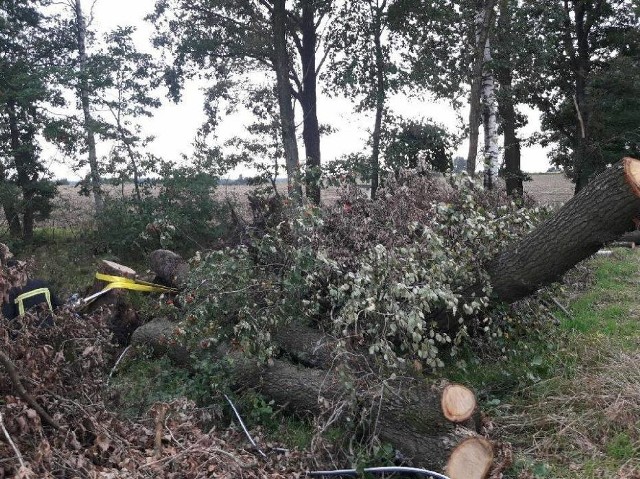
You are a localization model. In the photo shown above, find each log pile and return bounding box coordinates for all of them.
[132,316,492,474]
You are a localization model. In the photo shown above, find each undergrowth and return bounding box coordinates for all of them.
[450,249,640,478]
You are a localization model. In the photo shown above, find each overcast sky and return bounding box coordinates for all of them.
[47,0,552,180]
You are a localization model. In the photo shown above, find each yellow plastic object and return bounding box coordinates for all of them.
[81,272,178,306]
[14,288,53,316]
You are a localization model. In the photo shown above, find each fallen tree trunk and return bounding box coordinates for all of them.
[489,157,640,302]
[227,356,485,471]
[131,319,487,471]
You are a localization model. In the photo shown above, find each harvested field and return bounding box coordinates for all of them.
[2,173,575,232]
[524,173,574,207]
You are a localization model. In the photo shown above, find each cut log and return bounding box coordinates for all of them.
[130,318,190,366]
[441,384,477,423]
[99,260,137,279]
[489,158,640,302]
[131,318,483,469]
[445,437,494,479]
[149,249,189,289]
[228,355,481,469]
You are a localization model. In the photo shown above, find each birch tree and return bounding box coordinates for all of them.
[389,0,496,177]
[468,0,497,178]
[477,1,499,188]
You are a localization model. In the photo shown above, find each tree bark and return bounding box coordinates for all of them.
[467,0,496,176]
[496,69,522,196]
[489,157,640,302]
[496,0,522,197]
[480,7,499,190]
[370,0,386,199]
[149,249,189,288]
[300,0,322,205]
[271,323,338,369]
[75,0,104,214]
[273,0,302,202]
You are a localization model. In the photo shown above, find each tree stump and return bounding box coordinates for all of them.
[87,260,141,345]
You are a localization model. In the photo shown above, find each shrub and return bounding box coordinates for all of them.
[94,165,238,260]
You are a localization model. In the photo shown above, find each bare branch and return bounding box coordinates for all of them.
[0,411,25,469]
[0,351,61,430]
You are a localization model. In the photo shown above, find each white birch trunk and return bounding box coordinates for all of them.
[477,5,499,190]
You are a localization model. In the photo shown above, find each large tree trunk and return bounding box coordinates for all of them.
[300,0,322,205]
[480,9,499,189]
[489,157,640,302]
[370,0,386,200]
[496,0,522,197]
[273,0,302,202]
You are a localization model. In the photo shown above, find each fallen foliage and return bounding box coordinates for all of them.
[0,308,313,478]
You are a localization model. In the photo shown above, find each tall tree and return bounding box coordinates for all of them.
[528,0,639,192]
[289,0,332,204]
[71,0,103,212]
[149,0,332,202]
[0,0,59,242]
[325,0,397,198]
[478,0,499,188]
[468,0,497,178]
[98,27,161,202]
[493,0,524,196]
[273,0,302,200]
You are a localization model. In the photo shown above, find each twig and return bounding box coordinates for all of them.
[549,296,572,319]
[153,403,169,458]
[224,394,267,459]
[0,410,25,469]
[107,345,131,384]
[0,351,61,430]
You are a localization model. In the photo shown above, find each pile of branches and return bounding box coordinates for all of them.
[0,264,312,478]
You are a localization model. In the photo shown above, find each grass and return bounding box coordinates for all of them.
[452,249,640,478]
